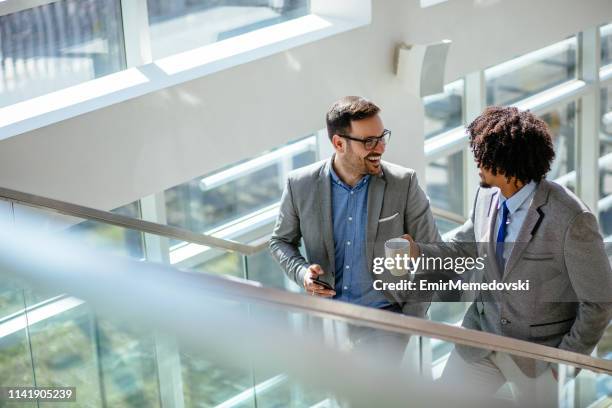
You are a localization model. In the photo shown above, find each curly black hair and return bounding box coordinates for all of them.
[467,106,555,184]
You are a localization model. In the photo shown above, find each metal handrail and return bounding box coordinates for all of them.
[432,207,467,224]
[0,186,465,256]
[0,186,263,255]
[192,274,611,374]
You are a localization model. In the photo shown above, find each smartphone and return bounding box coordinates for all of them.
[312,278,334,291]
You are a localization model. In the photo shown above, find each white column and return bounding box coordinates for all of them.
[140,192,185,408]
[577,28,601,216]
[121,0,153,67]
[140,192,170,262]
[463,71,486,217]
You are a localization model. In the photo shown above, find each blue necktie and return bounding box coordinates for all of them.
[496,201,509,272]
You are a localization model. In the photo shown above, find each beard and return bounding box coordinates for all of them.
[345,146,382,176]
[479,181,492,188]
[363,153,382,175]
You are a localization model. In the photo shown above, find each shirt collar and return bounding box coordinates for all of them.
[329,162,370,191]
[498,181,538,215]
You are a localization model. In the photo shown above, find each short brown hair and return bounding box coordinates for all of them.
[326,96,380,141]
[468,106,555,184]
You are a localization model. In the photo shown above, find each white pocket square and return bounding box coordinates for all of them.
[378,212,399,223]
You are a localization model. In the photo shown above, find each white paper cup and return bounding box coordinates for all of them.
[384,238,412,277]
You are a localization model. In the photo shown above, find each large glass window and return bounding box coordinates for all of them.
[485,38,577,106]
[423,79,464,139]
[426,151,464,235]
[0,0,126,107]
[67,201,144,259]
[165,135,317,244]
[542,102,577,190]
[602,23,612,67]
[147,0,311,59]
[599,85,612,237]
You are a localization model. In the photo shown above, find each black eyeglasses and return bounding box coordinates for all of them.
[337,129,391,150]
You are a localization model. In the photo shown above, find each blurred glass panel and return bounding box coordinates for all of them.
[3,221,611,408]
[423,79,464,139]
[251,367,321,407]
[96,319,161,407]
[600,85,612,237]
[247,304,335,407]
[543,101,576,191]
[245,302,612,407]
[181,350,255,407]
[180,301,255,407]
[428,302,469,363]
[147,0,311,59]
[428,302,469,328]
[426,151,464,217]
[0,0,126,107]
[602,23,612,67]
[486,38,577,106]
[0,288,36,407]
[24,290,104,408]
[164,135,317,246]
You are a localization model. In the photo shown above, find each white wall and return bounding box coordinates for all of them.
[0,0,610,210]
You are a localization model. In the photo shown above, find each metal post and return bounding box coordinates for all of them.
[141,192,186,408]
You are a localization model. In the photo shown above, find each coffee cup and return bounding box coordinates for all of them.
[384,238,412,277]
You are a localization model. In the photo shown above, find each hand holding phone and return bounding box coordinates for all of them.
[312,278,334,291]
[303,264,336,297]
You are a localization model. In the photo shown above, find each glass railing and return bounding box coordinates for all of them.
[1,187,611,407]
[2,186,611,335]
[1,218,610,408]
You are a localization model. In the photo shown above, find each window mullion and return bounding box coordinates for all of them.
[577,27,602,218]
[120,0,152,67]
[463,71,486,218]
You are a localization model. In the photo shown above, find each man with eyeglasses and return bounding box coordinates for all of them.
[270,96,440,319]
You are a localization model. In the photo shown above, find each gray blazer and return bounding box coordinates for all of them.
[419,180,612,376]
[269,157,441,317]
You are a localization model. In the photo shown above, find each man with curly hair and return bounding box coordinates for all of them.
[410,106,612,405]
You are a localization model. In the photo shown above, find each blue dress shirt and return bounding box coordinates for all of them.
[495,181,538,267]
[330,165,390,308]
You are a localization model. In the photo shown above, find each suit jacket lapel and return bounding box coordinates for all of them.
[503,181,549,279]
[366,170,386,271]
[318,159,336,276]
